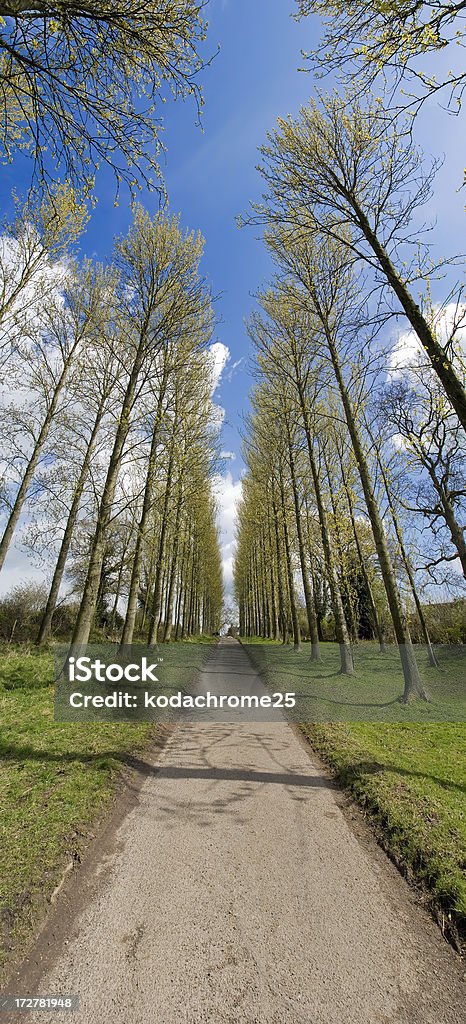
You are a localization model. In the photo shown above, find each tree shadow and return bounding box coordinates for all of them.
[154,764,330,788]
[337,759,466,796]
[0,741,138,767]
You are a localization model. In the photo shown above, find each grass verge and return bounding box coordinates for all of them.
[0,641,213,982]
[243,639,466,953]
[240,639,466,722]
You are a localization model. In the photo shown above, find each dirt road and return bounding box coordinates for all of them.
[7,639,465,1023]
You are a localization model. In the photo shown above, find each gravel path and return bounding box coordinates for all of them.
[9,639,465,1024]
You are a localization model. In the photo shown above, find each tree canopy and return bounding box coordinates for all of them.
[295,1,466,113]
[0,1,208,196]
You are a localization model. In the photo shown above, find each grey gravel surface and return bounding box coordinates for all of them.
[9,638,466,1023]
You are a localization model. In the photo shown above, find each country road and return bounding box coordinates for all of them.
[6,639,465,1024]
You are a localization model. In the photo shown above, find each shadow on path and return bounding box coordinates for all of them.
[156,764,330,787]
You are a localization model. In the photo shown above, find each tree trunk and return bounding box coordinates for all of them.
[147,439,176,644]
[280,477,303,647]
[424,465,466,579]
[272,495,289,644]
[109,555,126,635]
[299,392,354,673]
[71,345,146,647]
[179,539,191,638]
[157,562,169,638]
[375,450,439,668]
[322,447,359,643]
[36,397,106,644]
[259,532,271,638]
[266,514,280,639]
[120,384,167,646]
[325,330,428,701]
[339,459,386,653]
[287,431,320,660]
[162,488,183,642]
[279,467,301,650]
[0,356,74,572]
[174,537,188,639]
[356,205,466,432]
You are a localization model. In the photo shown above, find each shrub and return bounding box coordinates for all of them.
[411,599,466,645]
[0,582,49,642]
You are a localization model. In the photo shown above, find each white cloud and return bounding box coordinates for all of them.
[208,342,230,393]
[213,470,243,595]
[388,328,423,378]
[389,303,466,379]
[210,403,225,429]
[224,356,246,382]
[220,450,236,461]
[391,432,408,451]
[0,231,67,363]
[0,544,47,598]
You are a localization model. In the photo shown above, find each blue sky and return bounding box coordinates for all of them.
[90,0,322,466]
[1,0,465,595]
[1,0,324,594]
[2,1,324,456]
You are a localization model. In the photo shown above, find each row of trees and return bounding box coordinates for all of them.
[0,3,224,644]
[0,190,223,644]
[235,90,465,703]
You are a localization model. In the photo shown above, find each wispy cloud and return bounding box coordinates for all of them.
[224,356,246,382]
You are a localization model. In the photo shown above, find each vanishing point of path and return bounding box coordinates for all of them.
[7,639,466,1024]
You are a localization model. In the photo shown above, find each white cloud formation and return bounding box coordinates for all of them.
[210,402,225,429]
[0,544,47,598]
[0,230,67,363]
[208,341,230,393]
[213,470,243,595]
[388,328,422,378]
[389,302,466,379]
[206,342,230,434]
[220,450,236,461]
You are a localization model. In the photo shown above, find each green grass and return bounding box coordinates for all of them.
[244,639,466,950]
[53,639,217,721]
[0,640,215,981]
[241,639,466,722]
